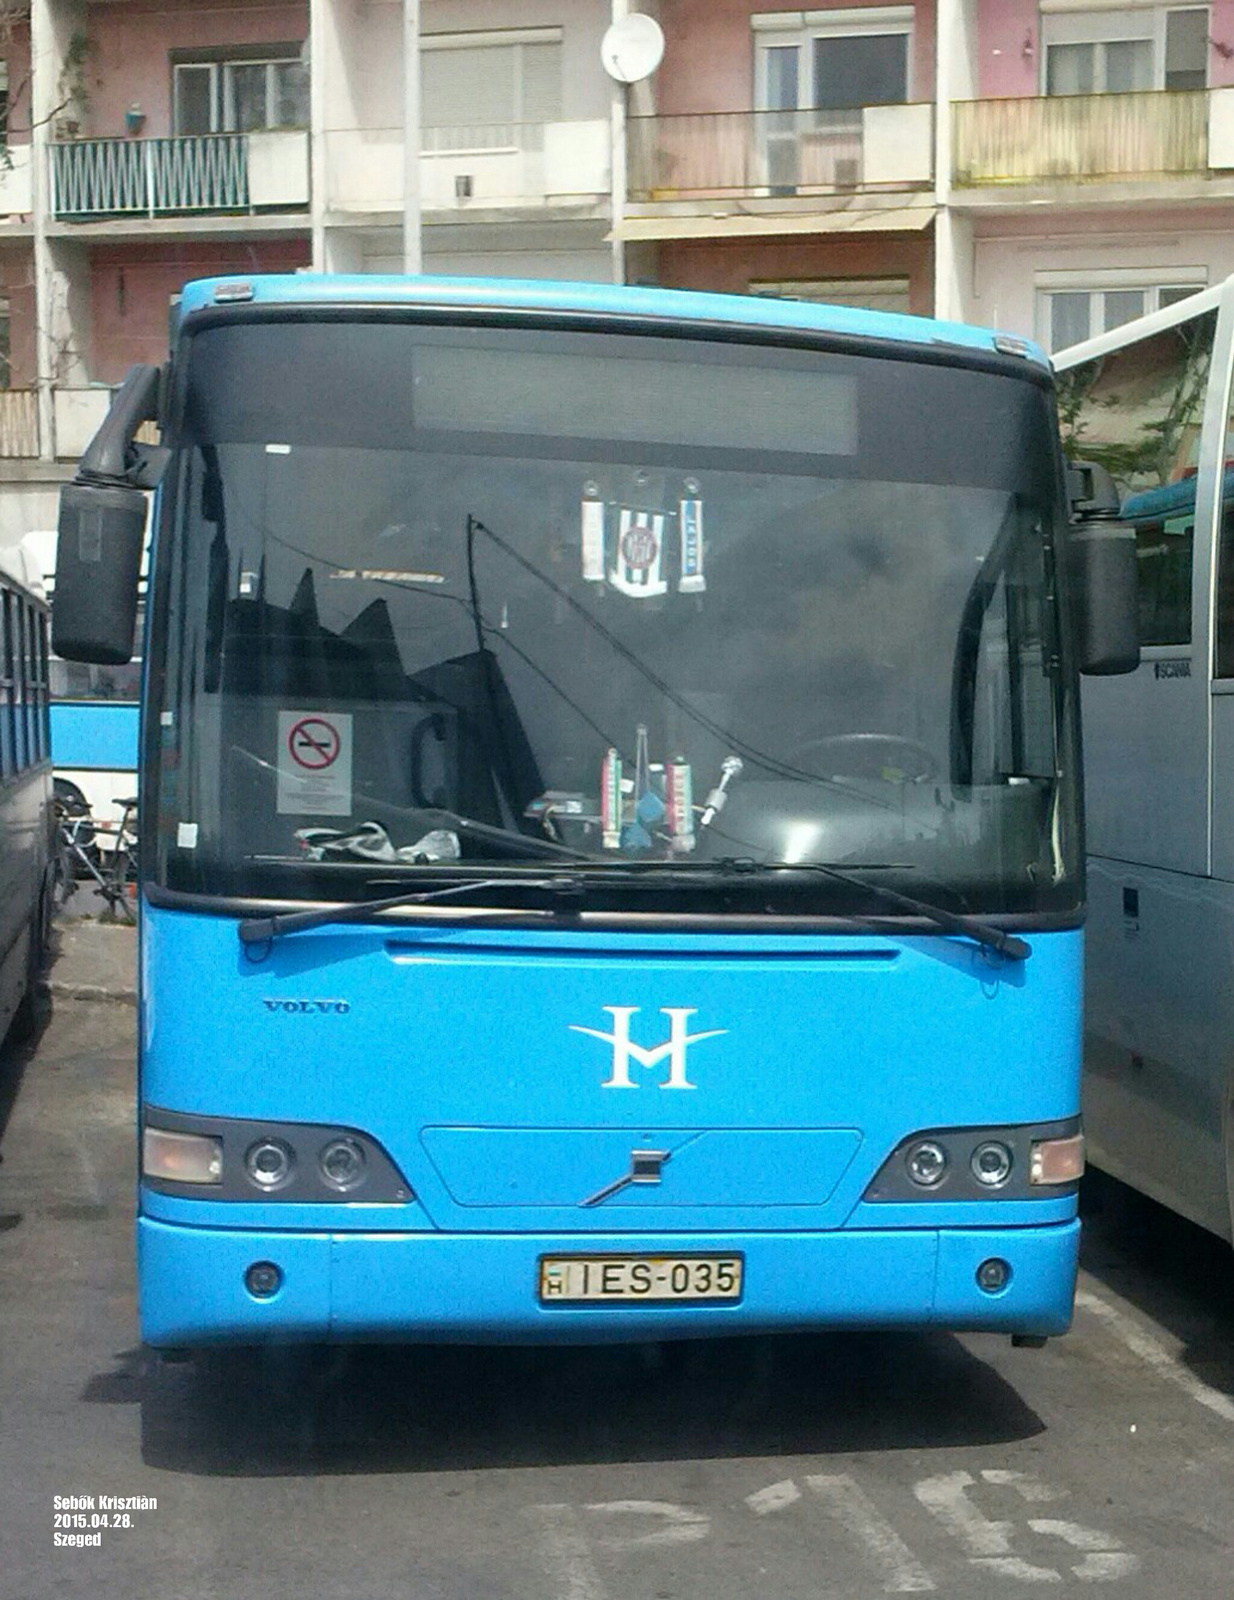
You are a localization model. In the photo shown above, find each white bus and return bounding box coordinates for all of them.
[1056,281,1234,1245]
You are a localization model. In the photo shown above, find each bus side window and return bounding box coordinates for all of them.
[37,611,50,763]
[1134,512,1193,647]
[1218,469,1234,678]
[0,592,11,780]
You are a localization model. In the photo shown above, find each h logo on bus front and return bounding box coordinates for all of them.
[569,1007,726,1090]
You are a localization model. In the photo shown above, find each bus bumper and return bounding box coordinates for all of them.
[137,1217,1080,1347]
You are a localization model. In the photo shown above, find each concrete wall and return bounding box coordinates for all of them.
[655,0,937,115]
[83,0,308,140]
[968,211,1234,339]
[88,236,309,380]
[655,230,935,315]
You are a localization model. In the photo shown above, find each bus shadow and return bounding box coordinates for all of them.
[1079,1170,1234,1407]
[129,1328,1045,1478]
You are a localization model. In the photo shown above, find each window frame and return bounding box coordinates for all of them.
[1038,276,1207,353]
[752,6,915,112]
[171,45,309,136]
[1040,5,1209,96]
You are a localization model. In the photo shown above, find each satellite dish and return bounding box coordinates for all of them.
[601,14,665,84]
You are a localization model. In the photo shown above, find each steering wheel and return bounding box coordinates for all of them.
[789,732,940,784]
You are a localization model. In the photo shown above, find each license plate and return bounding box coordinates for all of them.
[538,1255,743,1304]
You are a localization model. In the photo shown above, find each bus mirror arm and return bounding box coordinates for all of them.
[1066,458,1140,678]
[52,363,161,667]
[77,363,162,490]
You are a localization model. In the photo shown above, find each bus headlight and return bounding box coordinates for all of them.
[319,1137,367,1192]
[143,1127,222,1185]
[244,1138,295,1190]
[905,1140,948,1187]
[971,1141,1014,1188]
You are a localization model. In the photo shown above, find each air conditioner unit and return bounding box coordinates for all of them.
[455,174,474,200]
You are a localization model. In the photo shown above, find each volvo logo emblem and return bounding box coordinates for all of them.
[569,1006,726,1090]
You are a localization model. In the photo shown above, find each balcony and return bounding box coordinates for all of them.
[323,121,610,217]
[49,130,309,221]
[627,105,934,201]
[953,89,1210,188]
[0,391,39,459]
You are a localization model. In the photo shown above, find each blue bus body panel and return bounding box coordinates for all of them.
[50,702,140,771]
[138,908,1082,1343]
[175,274,1051,370]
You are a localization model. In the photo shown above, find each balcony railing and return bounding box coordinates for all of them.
[322,120,610,213]
[953,89,1208,186]
[627,105,933,200]
[49,130,309,220]
[0,390,39,459]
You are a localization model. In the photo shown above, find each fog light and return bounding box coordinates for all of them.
[319,1137,367,1193]
[977,1257,1011,1293]
[971,1140,1013,1188]
[244,1138,294,1191]
[905,1140,948,1188]
[244,1261,282,1299]
[1031,1132,1085,1186]
[143,1127,222,1185]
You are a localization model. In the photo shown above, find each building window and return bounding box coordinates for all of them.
[1043,7,1208,96]
[1041,281,1203,352]
[173,48,309,135]
[753,8,912,114]
[422,29,563,150]
[0,297,11,390]
[751,277,912,314]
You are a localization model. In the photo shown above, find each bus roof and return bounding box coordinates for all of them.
[175,274,1050,371]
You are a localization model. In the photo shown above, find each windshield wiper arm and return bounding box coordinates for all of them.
[238,875,583,947]
[761,861,1030,962]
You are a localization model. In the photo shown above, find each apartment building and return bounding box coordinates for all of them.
[0,0,614,540]
[4,1,1234,541]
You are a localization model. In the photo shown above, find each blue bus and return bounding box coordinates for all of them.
[17,529,143,838]
[0,552,56,1041]
[1055,281,1234,1246]
[51,276,1137,1350]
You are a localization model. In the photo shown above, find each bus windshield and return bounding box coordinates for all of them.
[148,316,1078,917]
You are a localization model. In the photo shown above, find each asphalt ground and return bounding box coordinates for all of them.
[1,927,1232,1600]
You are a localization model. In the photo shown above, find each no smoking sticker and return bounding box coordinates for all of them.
[277,710,353,816]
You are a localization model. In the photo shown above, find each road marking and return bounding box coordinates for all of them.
[1076,1285,1234,1425]
[980,1470,1065,1504]
[971,1556,1063,1583]
[527,1504,607,1600]
[914,1471,1019,1560]
[1028,1520,1140,1582]
[582,1500,710,1550]
[806,1475,936,1593]
[745,1479,801,1516]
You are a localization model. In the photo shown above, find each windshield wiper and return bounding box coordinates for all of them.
[760,860,1030,961]
[238,874,585,947]
[584,856,1029,961]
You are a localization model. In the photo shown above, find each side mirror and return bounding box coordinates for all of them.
[1066,458,1140,677]
[51,362,161,665]
[52,483,145,664]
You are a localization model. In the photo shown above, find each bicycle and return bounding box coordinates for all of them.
[57,796,138,925]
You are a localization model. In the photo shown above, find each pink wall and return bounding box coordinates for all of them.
[2,19,32,146]
[0,247,37,387]
[656,0,938,115]
[83,0,308,139]
[976,0,1234,99]
[657,232,934,316]
[89,237,308,381]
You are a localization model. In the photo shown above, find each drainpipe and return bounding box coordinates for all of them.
[610,0,628,285]
[403,0,422,274]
